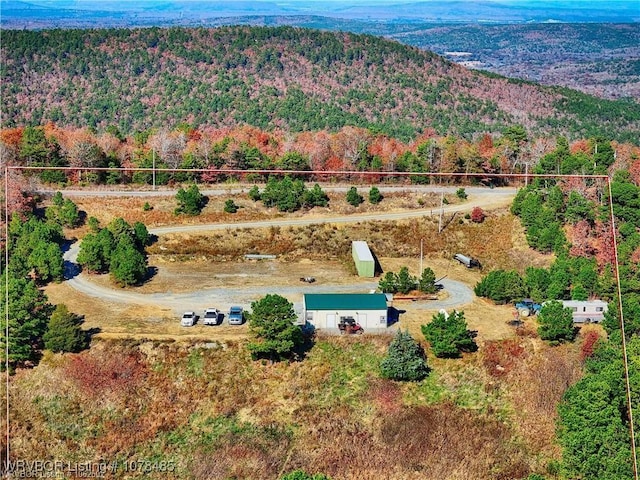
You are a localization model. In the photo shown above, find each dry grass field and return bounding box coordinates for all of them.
[9,188,604,479]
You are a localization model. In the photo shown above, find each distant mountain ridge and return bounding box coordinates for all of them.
[2,0,638,28]
[1,26,638,142]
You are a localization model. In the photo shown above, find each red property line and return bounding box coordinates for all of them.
[0,167,635,479]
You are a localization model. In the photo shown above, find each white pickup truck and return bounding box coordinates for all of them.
[203,308,220,326]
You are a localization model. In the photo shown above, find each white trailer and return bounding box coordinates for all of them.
[561,300,608,323]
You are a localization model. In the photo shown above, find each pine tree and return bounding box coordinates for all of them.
[418,267,437,294]
[380,330,429,381]
[247,294,304,362]
[346,186,363,207]
[368,186,383,204]
[43,304,86,353]
[421,310,477,358]
[0,275,54,369]
[110,236,147,286]
[537,301,577,344]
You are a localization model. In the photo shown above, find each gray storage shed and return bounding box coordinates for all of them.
[352,241,375,277]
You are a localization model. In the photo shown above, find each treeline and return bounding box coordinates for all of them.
[1,194,83,370]
[474,150,640,477]
[2,123,639,190]
[2,27,639,142]
[0,192,153,371]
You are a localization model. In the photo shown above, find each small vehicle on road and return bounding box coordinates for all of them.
[203,308,220,326]
[228,306,244,325]
[181,311,197,327]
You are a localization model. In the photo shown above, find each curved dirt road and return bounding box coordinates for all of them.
[63,188,515,314]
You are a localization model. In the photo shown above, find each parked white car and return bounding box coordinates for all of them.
[181,311,196,327]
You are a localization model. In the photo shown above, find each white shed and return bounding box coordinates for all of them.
[302,293,388,330]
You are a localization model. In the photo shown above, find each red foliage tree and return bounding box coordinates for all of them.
[470,206,486,223]
[580,331,601,362]
[568,220,595,258]
[594,220,616,269]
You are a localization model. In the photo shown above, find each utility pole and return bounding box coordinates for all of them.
[152,149,156,191]
[438,192,444,233]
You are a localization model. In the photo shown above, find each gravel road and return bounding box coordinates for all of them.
[63,187,513,314]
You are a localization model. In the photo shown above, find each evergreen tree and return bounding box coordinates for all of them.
[0,275,54,369]
[346,186,363,207]
[247,294,304,362]
[378,271,399,293]
[368,186,383,204]
[421,310,477,358]
[418,267,437,294]
[175,184,207,215]
[302,184,329,208]
[537,301,577,344]
[380,330,429,381]
[110,236,147,286]
[43,304,86,353]
[396,266,418,294]
[133,221,151,248]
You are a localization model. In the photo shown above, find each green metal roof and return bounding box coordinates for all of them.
[304,293,387,311]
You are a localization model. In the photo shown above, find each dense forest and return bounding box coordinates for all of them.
[2,123,639,193]
[2,26,639,143]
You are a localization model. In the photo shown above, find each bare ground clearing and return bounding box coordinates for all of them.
[48,187,538,343]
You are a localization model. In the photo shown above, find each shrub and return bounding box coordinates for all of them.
[380,330,429,381]
[456,188,467,200]
[368,186,383,204]
[471,206,486,223]
[248,185,261,201]
[142,202,152,211]
[224,199,239,213]
[280,471,330,480]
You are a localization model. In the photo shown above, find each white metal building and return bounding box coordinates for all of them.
[561,300,608,323]
[302,293,388,330]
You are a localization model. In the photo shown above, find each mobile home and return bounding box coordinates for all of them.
[561,300,608,323]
